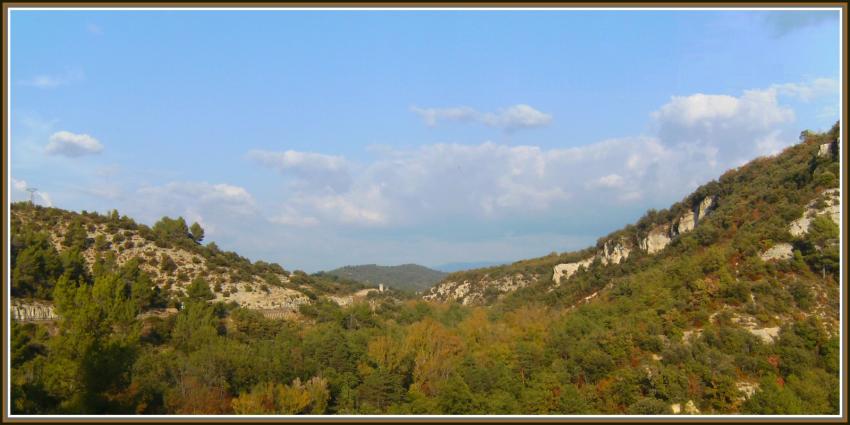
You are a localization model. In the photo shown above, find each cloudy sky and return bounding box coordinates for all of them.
[8,8,841,272]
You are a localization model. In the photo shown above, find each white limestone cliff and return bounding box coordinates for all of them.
[789,188,840,237]
[640,226,672,254]
[553,258,595,284]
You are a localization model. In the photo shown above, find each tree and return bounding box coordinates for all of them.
[48,271,141,413]
[186,277,215,302]
[231,377,329,414]
[11,230,63,298]
[189,222,204,243]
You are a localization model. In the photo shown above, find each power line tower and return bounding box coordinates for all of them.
[26,188,38,205]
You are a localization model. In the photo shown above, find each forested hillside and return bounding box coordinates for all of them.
[9,124,842,415]
[324,264,447,292]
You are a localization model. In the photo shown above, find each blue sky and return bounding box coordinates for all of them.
[8,8,842,272]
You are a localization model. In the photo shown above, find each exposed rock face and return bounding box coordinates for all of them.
[640,226,672,254]
[676,211,696,234]
[12,301,58,321]
[423,273,532,305]
[553,258,594,284]
[671,400,699,414]
[696,196,716,224]
[552,239,632,285]
[599,239,631,265]
[748,327,780,344]
[736,381,759,401]
[818,140,838,158]
[789,188,840,237]
[760,243,794,261]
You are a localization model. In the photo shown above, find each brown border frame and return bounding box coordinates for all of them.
[1,1,847,423]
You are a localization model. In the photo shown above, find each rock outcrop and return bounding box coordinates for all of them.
[670,400,700,414]
[675,211,696,234]
[553,259,594,284]
[789,188,840,237]
[640,226,673,254]
[736,381,759,401]
[554,195,718,286]
[12,301,58,321]
[818,139,838,158]
[423,273,532,305]
[760,243,794,261]
[552,239,632,285]
[599,239,631,265]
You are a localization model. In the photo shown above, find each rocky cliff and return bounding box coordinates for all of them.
[552,195,717,286]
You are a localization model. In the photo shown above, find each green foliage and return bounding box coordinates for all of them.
[186,277,215,302]
[189,222,205,243]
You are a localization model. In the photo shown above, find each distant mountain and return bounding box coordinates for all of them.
[432,261,510,273]
[325,264,447,292]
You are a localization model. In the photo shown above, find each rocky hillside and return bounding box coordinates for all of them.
[10,205,376,319]
[323,263,447,292]
[425,133,841,311]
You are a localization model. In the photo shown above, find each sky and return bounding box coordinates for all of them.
[8,8,842,272]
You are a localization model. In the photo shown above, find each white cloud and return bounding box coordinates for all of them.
[136,181,257,217]
[411,104,552,131]
[270,206,320,227]
[246,149,351,191]
[410,106,478,127]
[589,174,625,189]
[256,137,679,229]
[45,131,104,157]
[772,78,839,102]
[12,178,27,192]
[652,86,798,168]
[19,69,84,89]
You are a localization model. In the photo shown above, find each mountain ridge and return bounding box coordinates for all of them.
[323,263,446,292]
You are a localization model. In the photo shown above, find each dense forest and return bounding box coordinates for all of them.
[9,124,841,415]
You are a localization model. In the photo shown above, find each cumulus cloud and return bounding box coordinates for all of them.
[246,149,351,191]
[411,104,552,131]
[136,182,257,217]
[255,137,681,231]
[45,131,104,157]
[260,79,821,235]
[19,69,84,89]
[11,178,53,206]
[652,87,798,167]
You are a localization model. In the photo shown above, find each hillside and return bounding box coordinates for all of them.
[10,205,385,320]
[425,128,841,313]
[10,124,842,415]
[324,264,447,292]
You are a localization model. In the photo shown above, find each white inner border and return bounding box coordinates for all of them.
[4,5,845,421]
